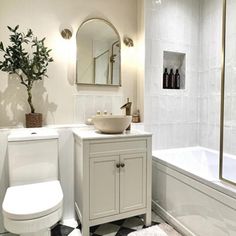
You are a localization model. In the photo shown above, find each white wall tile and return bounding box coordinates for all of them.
[230,128,236,155]
[144,0,222,150]
[74,94,123,123]
[223,126,232,154]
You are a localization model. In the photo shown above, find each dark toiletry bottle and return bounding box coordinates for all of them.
[163,68,169,89]
[168,69,175,89]
[175,69,180,89]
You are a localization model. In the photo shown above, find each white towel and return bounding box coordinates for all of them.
[128,225,168,236]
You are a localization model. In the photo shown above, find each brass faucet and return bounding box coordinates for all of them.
[120,98,132,130]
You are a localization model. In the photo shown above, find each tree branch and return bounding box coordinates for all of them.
[17,73,28,88]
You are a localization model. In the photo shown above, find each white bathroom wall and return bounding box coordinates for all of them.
[144,0,224,151]
[136,0,145,122]
[144,0,200,149]
[74,94,123,123]
[223,0,236,155]
[198,0,222,151]
[0,0,139,127]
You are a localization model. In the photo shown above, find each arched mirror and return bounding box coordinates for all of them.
[76,18,121,86]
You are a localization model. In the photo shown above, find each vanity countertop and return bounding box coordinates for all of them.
[73,127,151,140]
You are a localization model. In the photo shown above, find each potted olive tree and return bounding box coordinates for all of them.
[0,25,53,127]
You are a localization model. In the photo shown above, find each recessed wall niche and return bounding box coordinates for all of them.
[163,51,186,90]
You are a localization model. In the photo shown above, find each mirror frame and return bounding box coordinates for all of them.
[75,18,122,87]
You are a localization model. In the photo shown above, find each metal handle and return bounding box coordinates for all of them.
[116,163,121,168]
[120,163,125,168]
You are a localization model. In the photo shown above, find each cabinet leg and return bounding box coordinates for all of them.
[144,211,152,226]
[81,223,90,236]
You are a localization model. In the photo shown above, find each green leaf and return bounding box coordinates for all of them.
[26,29,33,38]
[14,25,19,32]
[0,42,4,51]
[7,26,14,32]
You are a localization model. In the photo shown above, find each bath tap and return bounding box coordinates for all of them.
[120,98,132,130]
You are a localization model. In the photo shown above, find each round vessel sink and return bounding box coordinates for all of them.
[92,115,132,134]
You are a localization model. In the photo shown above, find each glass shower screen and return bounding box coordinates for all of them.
[221,0,236,184]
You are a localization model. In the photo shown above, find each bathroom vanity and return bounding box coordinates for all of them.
[73,128,152,236]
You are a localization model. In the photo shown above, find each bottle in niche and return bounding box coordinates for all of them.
[175,69,180,89]
[168,68,175,89]
[163,68,169,89]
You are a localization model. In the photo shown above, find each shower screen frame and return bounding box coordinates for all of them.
[219,0,236,185]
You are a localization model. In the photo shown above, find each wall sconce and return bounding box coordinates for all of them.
[123,37,134,47]
[61,28,72,40]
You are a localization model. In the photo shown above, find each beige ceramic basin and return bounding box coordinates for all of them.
[92,115,132,134]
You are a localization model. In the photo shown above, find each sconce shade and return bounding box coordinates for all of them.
[61,29,72,39]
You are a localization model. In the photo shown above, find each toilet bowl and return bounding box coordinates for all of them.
[2,128,63,236]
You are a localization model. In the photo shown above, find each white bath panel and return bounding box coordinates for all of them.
[152,154,236,236]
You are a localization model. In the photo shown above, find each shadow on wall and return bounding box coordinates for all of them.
[0,75,57,127]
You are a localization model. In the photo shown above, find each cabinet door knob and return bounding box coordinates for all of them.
[120,163,125,168]
[116,163,121,168]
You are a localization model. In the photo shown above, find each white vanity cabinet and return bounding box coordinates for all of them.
[73,129,152,236]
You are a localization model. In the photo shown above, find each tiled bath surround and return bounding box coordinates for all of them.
[224,0,236,155]
[144,0,200,149]
[198,0,222,151]
[144,0,223,151]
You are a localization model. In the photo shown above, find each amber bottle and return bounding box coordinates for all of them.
[168,69,175,89]
[163,68,169,89]
[175,69,180,89]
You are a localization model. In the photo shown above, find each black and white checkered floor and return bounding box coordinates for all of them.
[51,211,181,236]
[4,211,181,236]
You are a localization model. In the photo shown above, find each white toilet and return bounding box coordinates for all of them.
[2,128,63,236]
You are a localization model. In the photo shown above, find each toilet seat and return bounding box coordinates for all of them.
[3,180,63,220]
[3,206,62,235]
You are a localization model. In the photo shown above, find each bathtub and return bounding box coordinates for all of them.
[152,146,236,236]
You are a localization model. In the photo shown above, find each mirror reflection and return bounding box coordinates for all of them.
[76,18,121,86]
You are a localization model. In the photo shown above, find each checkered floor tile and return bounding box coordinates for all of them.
[51,211,180,236]
[3,212,180,236]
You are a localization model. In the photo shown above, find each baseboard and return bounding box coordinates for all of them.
[75,202,82,223]
[152,200,196,236]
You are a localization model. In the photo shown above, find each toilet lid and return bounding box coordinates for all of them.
[2,180,63,220]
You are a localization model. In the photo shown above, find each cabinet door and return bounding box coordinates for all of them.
[120,153,146,213]
[90,156,120,219]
